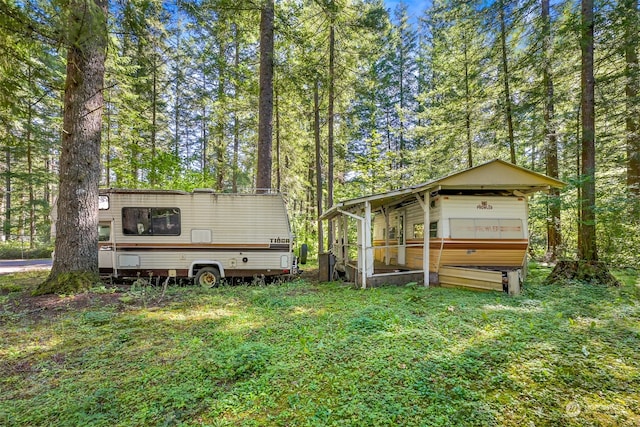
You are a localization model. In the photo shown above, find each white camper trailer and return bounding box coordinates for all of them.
[321,159,565,291]
[86,189,296,286]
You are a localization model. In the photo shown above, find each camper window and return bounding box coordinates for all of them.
[429,221,438,238]
[99,195,109,210]
[98,223,111,241]
[122,207,181,236]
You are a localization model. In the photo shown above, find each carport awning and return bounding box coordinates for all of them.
[320,158,565,221]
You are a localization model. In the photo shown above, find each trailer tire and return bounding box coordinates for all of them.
[299,243,308,264]
[195,267,221,288]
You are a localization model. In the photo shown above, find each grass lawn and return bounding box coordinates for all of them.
[1,265,639,426]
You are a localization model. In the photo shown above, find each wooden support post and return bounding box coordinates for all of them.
[383,207,390,265]
[416,192,430,287]
[364,201,373,285]
[508,270,520,296]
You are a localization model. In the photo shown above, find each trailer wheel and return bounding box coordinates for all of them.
[195,267,221,288]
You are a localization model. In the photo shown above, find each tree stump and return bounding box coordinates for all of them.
[544,260,620,286]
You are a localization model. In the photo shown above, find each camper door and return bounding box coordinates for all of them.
[98,221,114,271]
[397,211,406,265]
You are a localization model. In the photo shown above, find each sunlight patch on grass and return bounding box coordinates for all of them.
[582,393,640,426]
[143,307,235,322]
[600,356,639,382]
[289,305,321,316]
[567,315,603,330]
[481,303,544,314]
[1,332,63,360]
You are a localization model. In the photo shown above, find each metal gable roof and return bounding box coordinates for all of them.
[320,159,566,220]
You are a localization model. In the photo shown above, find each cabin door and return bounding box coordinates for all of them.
[98,221,114,272]
[397,212,406,265]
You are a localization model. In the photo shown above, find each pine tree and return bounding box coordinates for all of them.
[38,0,109,294]
[256,0,274,193]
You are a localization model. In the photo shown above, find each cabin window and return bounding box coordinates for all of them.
[99,195,109,210]
[413,223,424,239]
[122,207,181,236]
[429,221,438,238]
[388,226,397,239]
[449,218,524,239]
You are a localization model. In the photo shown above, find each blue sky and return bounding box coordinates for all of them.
[383,0,430,22]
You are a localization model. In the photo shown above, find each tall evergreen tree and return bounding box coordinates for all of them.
[542,0,562,260]
[38,0,109,294]
[256,0,274,192]
[578,0,596,262]
[623,0,640,198]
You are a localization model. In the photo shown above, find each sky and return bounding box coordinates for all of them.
[383,0,430,22]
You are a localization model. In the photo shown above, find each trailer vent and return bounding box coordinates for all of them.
[191,229,212,243]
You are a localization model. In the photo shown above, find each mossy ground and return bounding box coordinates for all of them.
[33,270,101,296]
[1,265,639,426]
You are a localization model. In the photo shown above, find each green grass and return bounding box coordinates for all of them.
[0,242,53,259]
[1,266,639,426]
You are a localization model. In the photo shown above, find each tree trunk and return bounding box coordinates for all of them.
[105,85,112,187]
[499,2,516,165]
[314,79,324,255]
[579,0,597,262]
[232,23,240,193]
[37,0,108,295]
[464,40,473,168]
[398,15,405,169]
[256,0,274,193]
[151,47,158,186]
[327,16,335,252]
[542,0,561,261]
[4,142,10,240]
[275,85,281,192]
[624,0,640,198]
[201,72,208,182]
[173,26,181,160]
[26,65,35,247]
[216,38,226,192]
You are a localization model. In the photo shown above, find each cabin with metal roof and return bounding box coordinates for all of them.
[320,159,565,292]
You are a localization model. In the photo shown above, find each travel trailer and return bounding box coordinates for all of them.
[321,159,565,292]
[370,193,530,291]
[373,194,529,272]
[84,189,296,286]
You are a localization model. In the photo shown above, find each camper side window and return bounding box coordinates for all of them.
[429,222,438,238]
[122,207,181,236]
[99,195,109,210]
[151,208,181,235]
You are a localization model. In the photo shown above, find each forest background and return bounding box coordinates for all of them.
[0,0,639,268]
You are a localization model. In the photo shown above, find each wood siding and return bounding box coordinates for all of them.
[438,266,504,291]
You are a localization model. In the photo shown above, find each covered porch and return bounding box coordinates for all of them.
[321,186,432,289]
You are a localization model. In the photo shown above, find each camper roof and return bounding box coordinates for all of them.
[99,188,189,195]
